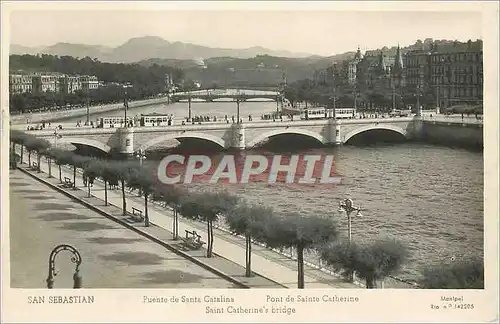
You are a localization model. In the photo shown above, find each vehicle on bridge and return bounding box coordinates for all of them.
[300,107,356,120]
[390,109,412,117]
[97,116,133,128]
[139,113,174,127]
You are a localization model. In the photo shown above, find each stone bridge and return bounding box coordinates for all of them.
[171,89,280,102]
[30,117,427,154]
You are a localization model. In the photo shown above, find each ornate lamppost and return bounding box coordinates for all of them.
[53,129,62,148]
[135,149,147,196]
[414,84,423,117]
[46,244,82,289]
[188,92,192,122]
[236,94,241,124]
[123,84,133,127]
[338,198,363,282]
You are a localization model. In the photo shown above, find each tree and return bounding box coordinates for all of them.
[9,54,185,114]
[70,154,92,190]
[127,166,156,227]
[261,213,339,288]
[111,161,140,216]
[179,191,239,258]
[98,161,120,206]
[419,257,484,289]
[50,149,74,182]
[83,160,102,198]
[9,149,20,170]
[153,184,186,239]
[321,237,409,288]
[10,129,29,163]
[24,137,51,171]
[226,202,273,277]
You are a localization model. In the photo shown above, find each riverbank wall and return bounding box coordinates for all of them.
[9,97,170,125]
[419,120,483,150]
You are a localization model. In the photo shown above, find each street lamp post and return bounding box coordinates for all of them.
[338,198,363,282]
[86,88,90,125]
[392,85,396,112]
[123,84,132,127]
[46,244,82,289]
[276,93,280,114]
[329,92,338,119]
[188,93,192,122]
[414,85,422,116]
[53,129,62,148]
[353,87,358,112]
[135,149,147,196]
[236,96,241,124]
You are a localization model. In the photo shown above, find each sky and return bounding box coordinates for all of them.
[7,2,484,57]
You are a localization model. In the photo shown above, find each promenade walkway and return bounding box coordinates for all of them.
[9,170,238,289]
[22,153,360,289]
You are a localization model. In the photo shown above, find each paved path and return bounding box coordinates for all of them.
[9,170,238,289]
[24,152,359,289]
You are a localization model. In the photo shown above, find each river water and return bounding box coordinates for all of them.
[64,102,484,281]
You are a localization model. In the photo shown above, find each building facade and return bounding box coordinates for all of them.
[9,74,33,94]
[317,39,483,109]
[403,40,483,108]
[79,75,99,91]
[347,47,364,85]
[12,73,100,95]
[58,76,82,94]
[32,75,59,93]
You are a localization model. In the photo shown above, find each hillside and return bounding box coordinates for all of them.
[10,36,315,63]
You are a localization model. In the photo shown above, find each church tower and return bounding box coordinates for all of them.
[377,51,387,75]
[391,44,405,87]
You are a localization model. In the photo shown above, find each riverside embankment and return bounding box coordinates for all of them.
[10,96,170,125]
[15,149,370,289]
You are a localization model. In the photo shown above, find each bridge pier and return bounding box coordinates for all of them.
[117,127,135,156]
[324,120,342,146]
[231,123,246,150]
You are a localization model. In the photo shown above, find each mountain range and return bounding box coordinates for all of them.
[10,36,316,63]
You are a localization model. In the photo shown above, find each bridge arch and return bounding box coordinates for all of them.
[246,128,325,148]
[56,137,112,153]
[343,124,407,144]
[139,132,226,151]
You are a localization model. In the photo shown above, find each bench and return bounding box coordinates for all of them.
[180,230,206,250]
[63,177,74,188]
[130,207,144,223]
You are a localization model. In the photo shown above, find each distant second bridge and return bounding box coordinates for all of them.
[171,88,280,102]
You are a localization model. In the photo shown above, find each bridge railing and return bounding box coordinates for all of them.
[420,115,483,125]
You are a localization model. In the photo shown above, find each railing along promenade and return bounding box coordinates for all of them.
[39,155,422,289]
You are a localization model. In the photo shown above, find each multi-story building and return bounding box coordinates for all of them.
[9,74,33,94]
[165,73,174,88]
[58,75,82,94]
[9,72,101,95]
[79,75,99,91]
[404,39,483,108]
[32,74,59,93]
[356,51,397,89]
[347,47,364,85]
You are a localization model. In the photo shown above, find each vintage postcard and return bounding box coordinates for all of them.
[1,1,498,323]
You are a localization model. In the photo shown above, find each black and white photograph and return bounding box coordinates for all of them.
[1,1,498,323]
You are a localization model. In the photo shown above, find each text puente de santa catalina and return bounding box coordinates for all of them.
[29,116,483,154]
